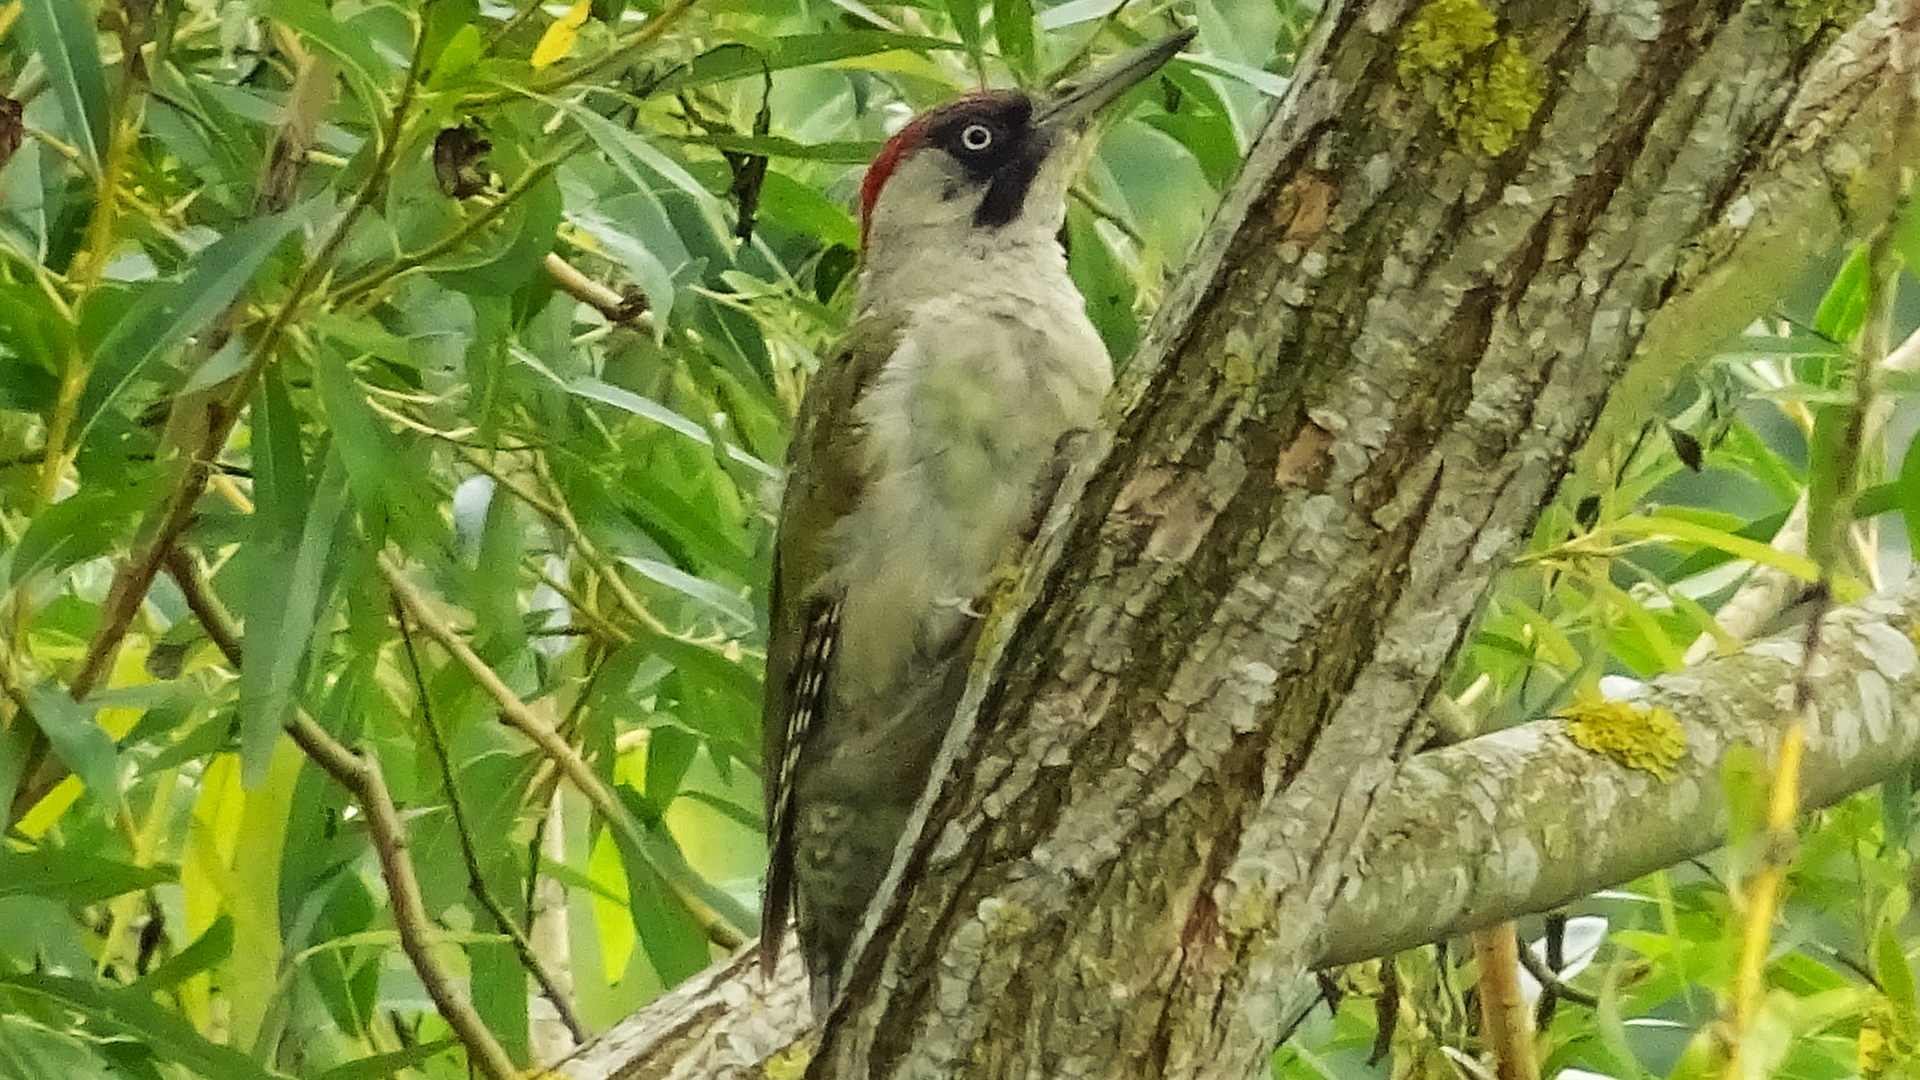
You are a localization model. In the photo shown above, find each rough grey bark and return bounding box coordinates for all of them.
[554,578,1920,1079]
[1321,579,1920,964]
[554,0,1918,1075]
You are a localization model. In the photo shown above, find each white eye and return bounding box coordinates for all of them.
[960,123,993,151]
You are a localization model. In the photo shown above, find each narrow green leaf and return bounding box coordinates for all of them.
[2,483,145,587]
[620,556,755,631]
[667,132,883,164]
[1664,508,1792,582]
[0,847,172,904]
[238,454,350,786]
[135,915,234,991]
[559,101,716,210]
[641,725,699,814]
[1180,53,1289,97]
[309,342,439,546]
[1501,599,1583,671]
[252,368,311,541]
[312,1039,460,1080]
[1591,572,1686,674]
[25,687,121,811]
[1814,244,1871,344]
[738,168,861,248]
[0,973,286,1080]
[992,0,1036,78]
[676,788,763,832]
[1877,918,1918,1012]
[1066,202,1137,364]
[650,33,964,94]
[1037,0,1124,27]
[470,940,529,1066]
[1892,424,1920,560]
[80,211,301,448]
[603,802,729,987]
[1606,513,1822,583]
[948,0,985,68]
[1141,67,1246,189]
[514,351,778,480]
[20,0,109,169]
[1713,420,1805,504]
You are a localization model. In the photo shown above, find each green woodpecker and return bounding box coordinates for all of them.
[761,29,1197,1013]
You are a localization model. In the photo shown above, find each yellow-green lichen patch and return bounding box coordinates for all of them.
[1778,0,1872,44]
[1444,38,1545,156]
[764,1043,813,1079]
[1562,694,1686,780]
[1397,0,1546,157]
[1396,0,1497,84]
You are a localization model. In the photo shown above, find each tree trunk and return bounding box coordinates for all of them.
[559,0,1917,1075]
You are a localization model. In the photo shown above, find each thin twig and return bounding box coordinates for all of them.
[546,253,649,324]
[1472,923,1539,1080]
[285,713,522,1080]
[393,596,589,1044]
[1512,932,1599,1010]
[378,553,747,949]
[163,548,243,667]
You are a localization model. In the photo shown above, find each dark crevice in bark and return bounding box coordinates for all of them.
[847,845,986,1074]
[1142,720,1270,1075]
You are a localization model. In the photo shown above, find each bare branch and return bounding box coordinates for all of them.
[284,713,523,1080]
[378,553,749,949]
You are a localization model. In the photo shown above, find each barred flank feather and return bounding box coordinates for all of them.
[759,598,841,979]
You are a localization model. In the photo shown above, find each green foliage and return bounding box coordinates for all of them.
[0,1,1257,1076]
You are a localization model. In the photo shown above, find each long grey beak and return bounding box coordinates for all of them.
[1036,28,1197,131]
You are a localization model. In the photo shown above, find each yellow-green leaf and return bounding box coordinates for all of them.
[532,0,591,69]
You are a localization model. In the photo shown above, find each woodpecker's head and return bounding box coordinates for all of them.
[855,30,1195,275]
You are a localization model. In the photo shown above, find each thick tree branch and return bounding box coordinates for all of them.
[1321,577,1920,963]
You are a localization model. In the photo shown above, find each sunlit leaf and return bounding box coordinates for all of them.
[533,0,593,69]
[1604,513,1822,584]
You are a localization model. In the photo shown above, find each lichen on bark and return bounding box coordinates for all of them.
[1395,0,1546,155]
